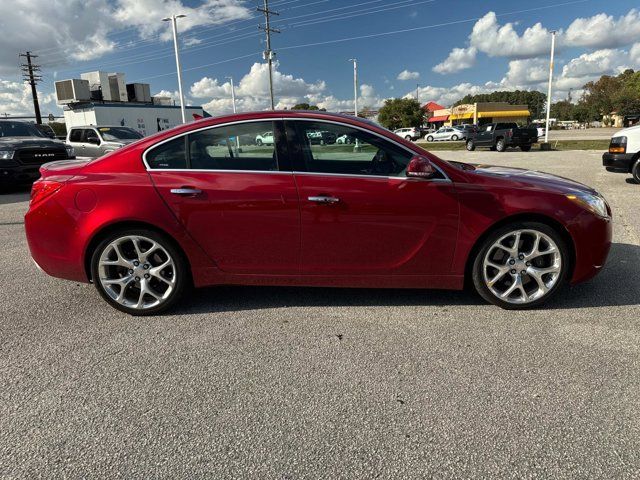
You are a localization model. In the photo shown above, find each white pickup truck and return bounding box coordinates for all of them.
[602,124,640,183]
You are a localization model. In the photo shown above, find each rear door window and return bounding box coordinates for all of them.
[69,129,82,142]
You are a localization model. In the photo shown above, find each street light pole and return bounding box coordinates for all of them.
[416,83,420,103]
[163,14,187,124]
[226,76,237,114]
[349,58,358,117]
[544,30,557,145]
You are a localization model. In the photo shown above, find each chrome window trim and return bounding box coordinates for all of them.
[142,116,451,183]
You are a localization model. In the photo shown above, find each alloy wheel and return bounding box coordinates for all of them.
[482,229,562,305]
[97,235,177,310]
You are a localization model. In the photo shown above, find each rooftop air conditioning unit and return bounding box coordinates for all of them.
[54,79,91,104]
[126,83,152,103]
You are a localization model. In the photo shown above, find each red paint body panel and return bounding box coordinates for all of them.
[24,111,612,294]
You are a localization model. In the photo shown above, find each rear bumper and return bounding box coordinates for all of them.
[602,152,635,173]
[567,211,612,284]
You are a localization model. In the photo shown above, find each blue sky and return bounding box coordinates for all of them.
[0,0,639,116]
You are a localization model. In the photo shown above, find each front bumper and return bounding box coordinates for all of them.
[567,211,612,284]
[602,152,635,173]
[0,165,42,186]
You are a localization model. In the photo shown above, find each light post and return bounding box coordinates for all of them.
[416,83,420,103]
[162,14,187,124]
[542,30,557,148]
[226,76,237,114]
[348,58,360,151]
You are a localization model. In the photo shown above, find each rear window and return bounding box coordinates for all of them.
[146,137,187,169]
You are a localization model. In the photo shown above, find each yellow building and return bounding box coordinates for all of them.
[448,102,531,126]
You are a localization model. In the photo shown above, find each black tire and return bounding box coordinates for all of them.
[520,145,532,152]
[426,135,434,142]
[451,134,459,141]
[90,228,190,316]
[632,159,640,184]
[256,139,263,146]
[495,138,506,152]
[405,135,412,141]
[466,139,476,151]
[471,221,570,310]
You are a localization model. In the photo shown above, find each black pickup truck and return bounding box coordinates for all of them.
[0,120,74,191]
[466,122,538,152]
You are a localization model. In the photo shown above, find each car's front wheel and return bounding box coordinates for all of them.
[466,139,475,151]
[426,135,434,142]
[91,229,189,315]
[472,222,569,309]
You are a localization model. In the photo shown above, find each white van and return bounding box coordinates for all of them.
[603,124,640,183]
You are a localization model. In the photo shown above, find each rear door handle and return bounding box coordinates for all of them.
[170,187,202,196]
[308,195,340,204]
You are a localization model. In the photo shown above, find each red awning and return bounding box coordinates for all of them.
[428,115,449,122]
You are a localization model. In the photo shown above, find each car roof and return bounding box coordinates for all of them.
[69,125,134,129]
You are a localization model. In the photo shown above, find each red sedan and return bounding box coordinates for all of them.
[25,111,612,315]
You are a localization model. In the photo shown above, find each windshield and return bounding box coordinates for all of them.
[97,127,143,142]
[0,121,45,138]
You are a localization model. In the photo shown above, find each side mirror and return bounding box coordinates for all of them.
[406,155,436,178]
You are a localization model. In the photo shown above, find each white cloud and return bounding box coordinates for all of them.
[0,0,251,75]
[561,49,626,79]
[0,79,58,116]
[501,58,549,86]
[631,42,640,65]
[565,9,640,49]
[397,70,420,81]
[433,47,477,74]
[469,12,553,58]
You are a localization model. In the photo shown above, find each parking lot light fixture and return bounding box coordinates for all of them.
[162,14,187,124]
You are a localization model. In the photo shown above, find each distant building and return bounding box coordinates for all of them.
[55,70,206,136]
[423,101,449,129]
[449,102,531,126]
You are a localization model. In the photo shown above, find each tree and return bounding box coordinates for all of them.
[550,100,574,121]
[378,98,425,130]
[291,103,325,111]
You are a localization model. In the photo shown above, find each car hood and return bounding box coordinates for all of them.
[103,138,139,146]
[0,136,66,149]
[466,164,598,195]
[613,124,640,138]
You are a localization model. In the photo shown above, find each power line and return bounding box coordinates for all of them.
[19,51,42,125]
[258,0,280,110]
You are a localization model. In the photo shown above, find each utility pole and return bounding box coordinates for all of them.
[162,14,187,123]
[416,83,420,103]
[258,0,279,110]
[543,30,557,147]
[19,52,42,124]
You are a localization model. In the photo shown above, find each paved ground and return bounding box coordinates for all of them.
[546,127,619,141]
[1,150,639,479]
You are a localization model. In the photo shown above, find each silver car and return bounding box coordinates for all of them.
[66,126,143,158]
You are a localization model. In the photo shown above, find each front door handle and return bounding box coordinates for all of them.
[308,195,340,204]
[170,187,202,196]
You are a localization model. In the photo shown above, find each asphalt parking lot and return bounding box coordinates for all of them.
[1,149,639,478]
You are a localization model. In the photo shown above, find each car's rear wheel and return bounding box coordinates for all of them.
[405,135,412,141]
[632,158,640,184]
[495,138,506,152]
[91,229,189,316]
[451,134,459,141]
[466,139,475,151]
[427,135,434,142]
[256,139,263,146]
[472,222,569,309]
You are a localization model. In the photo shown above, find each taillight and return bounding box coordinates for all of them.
[609,136,627,154]
[30,177,71,206]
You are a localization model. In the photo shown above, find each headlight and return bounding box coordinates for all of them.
[566,193,609,218]
[65,145,75,157]
[0,150,15,160]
